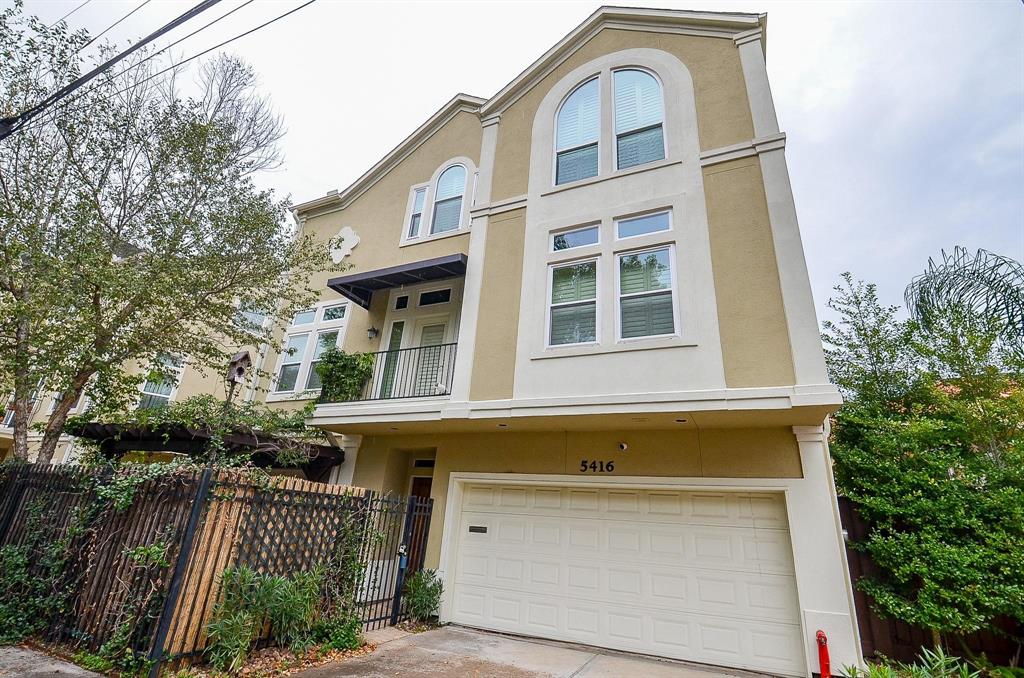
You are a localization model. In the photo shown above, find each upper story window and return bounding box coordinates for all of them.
[613,69,665,170]
[408,188,427,239]
[430,165,467,234]
[139,354,183,409]
[555,77,600,185]
[272,302,349,396]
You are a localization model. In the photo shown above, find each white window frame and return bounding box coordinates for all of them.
[268,300,350,398]
[550,223,601,252]
[614,209,673,241]
[552,75,601,187]
[611,67,668,173]
[614,244,680,342]
[428,163,468,236]
[399,157,478,247]
[138,355,184,409]
[545,257,601,349]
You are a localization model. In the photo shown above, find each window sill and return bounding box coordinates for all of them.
[265,390,319,403]
[531,335,697,360]
[541,159,682,197]
[399,227,470,248]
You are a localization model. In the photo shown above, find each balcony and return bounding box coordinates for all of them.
[319,343,458,403]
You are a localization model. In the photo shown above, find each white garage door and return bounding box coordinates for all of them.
[449,483,806,676]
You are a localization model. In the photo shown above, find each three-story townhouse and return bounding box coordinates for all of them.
[282,7,861,676]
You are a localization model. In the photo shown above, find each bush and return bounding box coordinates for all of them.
[845,647,981,678]
[403,569,442,623]
[207,609,259,674]
[312,612,362,652]
[315,348,373,401]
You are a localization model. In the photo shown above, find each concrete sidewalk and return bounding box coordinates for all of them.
[0,647,101,678]
[295,625,763,678]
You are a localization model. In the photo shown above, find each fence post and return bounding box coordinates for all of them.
[147,466,214,678]
[0,464,26,545]
[389,496,418,626]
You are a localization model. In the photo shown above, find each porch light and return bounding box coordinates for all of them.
[367,326,379,340]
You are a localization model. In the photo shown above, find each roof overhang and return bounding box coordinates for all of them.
[327,253,468,309]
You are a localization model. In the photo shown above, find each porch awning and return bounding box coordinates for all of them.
[326,253,468,309]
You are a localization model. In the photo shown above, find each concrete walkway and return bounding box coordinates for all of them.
[296,625,765,678]
[0,647,101,678]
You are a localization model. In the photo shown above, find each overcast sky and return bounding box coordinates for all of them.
[16,0,1024,323]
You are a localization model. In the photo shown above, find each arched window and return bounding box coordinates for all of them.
[430,165,467,234]
[555,77,599,185]
[613,69,664,170]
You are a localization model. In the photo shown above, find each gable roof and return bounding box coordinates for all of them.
[293,6,765,216]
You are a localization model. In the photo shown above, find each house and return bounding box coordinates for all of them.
[1,6,862,675]
[281,6,861,676]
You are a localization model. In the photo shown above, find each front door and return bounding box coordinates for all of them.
[414,322,447,396]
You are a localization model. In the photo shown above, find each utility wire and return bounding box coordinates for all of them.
[47,0,93,29]
[18,0,317,133]
[0,0,223,142]
[76,0,154,54]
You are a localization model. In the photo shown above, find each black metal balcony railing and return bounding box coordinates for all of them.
[320,343,458,403]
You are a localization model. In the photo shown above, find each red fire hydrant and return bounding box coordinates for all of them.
[816,630,831,678]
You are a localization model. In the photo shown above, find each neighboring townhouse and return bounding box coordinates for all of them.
[278,7,861,676]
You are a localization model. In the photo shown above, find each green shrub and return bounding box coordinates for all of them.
[263,567,323,651]
[315,348,373,401]
[312,612,362,652]
[844,647,982,678]
[403,569,442,623]
[207,609,259,673]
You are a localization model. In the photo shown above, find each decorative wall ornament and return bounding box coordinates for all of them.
[330,226,360,263]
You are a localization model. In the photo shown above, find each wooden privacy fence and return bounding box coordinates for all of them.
[0,464,433,674]
[838,497,1022,665]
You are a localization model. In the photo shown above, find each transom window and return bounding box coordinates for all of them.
[555,78,600,185]
[552,224,599,251]
[548,261,598,346]
[617,211,670,239]
[418,288,451,306]
[553,68,666,186]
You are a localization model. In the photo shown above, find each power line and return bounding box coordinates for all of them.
[0,0,224,142]
[18,0,317,133]
[47,0,93,29]
[76,0,154,54]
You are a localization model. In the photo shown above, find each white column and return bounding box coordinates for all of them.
[789,425,864,674]
[735,31,780,138]
[331,434,363,486]
[449,117,500,404]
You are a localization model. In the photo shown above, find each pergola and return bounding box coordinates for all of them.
[67,422,344,483]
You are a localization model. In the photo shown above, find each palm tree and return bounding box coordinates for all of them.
[905,247,1024,347]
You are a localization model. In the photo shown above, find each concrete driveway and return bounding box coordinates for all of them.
[296,625,766,678]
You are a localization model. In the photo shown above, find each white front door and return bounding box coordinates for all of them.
[413,322,447,396]
[449,483,805,676]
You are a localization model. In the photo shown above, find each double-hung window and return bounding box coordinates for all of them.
[618,247,676,339]
[275,334,309,392]
[139,354,183,409]
[305,331,339,390]
[613,69,665,170]
[430,165,466,234]
[555,78,600,185]
[407,187,427,239]
[548,260,598,345]
[273,302,349,395]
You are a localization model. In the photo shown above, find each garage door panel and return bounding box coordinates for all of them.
[452,484,804,676]
[459,510,795,574]
[454,583,805,675]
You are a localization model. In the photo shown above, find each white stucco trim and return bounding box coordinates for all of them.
[399,156,479,247]
[736,31,780,139]
[436,436,863,676]
[699,132,786,166]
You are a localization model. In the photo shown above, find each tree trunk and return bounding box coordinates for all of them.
[932,628,942,650]
[34,375,89,465]
[10,396,31,462]
[11,315,32,462]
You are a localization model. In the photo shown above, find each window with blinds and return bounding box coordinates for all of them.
[618,247,675,339]
[549,261,598,345]
[613,69,665,170]
[431,165,466,234]
[408,187,427,238]
[555,78,600,185]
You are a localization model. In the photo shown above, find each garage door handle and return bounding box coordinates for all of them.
[468,525,487,534]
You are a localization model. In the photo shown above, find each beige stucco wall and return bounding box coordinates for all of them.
[704,157,795,387]
[469,208,527,401]
[490,28,755,202]
[349,427,801,569]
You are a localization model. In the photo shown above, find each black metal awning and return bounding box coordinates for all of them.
[326,253,468,309]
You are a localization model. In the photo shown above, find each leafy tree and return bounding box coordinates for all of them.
[0,3,338,463]
[824,269,1024,647]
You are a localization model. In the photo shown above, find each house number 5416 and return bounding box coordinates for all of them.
[579,460,614,473]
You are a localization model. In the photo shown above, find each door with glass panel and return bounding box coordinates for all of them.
[376,321,405,399]
[413,323,447,396]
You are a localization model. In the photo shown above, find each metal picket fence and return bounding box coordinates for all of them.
[0,463,433,675]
